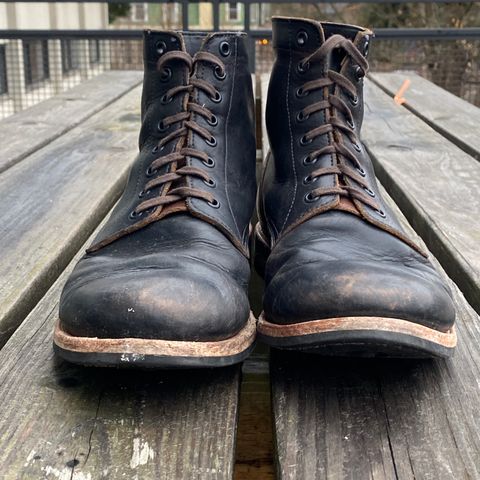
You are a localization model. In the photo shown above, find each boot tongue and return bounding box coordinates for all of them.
[182,33,207,56]
[160,32,227,220]
[274,18,365,218]
[322,22,367,41]
[152,31,204,221]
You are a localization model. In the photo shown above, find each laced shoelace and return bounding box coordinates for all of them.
[86,49,226,253]
[297,34,383,216]
[131,50,225,218]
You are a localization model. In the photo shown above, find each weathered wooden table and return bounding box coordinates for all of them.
[0,70,479,479]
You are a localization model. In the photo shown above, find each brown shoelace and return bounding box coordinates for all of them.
[297,34,383,215]
[86,49,226,253]
[132,50,225,217]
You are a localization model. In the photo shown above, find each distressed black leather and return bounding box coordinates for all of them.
[256,17,455,332]
[59,30,256,342]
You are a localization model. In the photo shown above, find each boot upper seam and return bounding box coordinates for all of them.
[280,21,298,233]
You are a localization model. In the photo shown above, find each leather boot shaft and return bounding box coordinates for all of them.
[255,17,456,358]
[55,29,258,368]
[91,29,257,255]
[259,17,419,254]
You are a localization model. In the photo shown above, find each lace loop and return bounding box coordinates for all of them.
[297,35,380,212]
[134,50,226,216]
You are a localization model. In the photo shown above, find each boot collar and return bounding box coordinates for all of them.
[144,29,246,61]
[272,16,373,55]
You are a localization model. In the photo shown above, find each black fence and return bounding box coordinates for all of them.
[1,1,480,118]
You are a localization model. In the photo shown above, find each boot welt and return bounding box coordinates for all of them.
[257,313,456,358]
[53,313,256,368]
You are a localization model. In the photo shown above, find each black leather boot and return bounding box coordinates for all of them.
[54,30,257,368]
[255,17,456,358]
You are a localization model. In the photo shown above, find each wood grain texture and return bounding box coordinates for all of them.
[0,71,142,174]
[0,84,142,347]
[234,345,275,480]
[0,222,241,480]
[362,79,480,315]
[370,71,480,161]
[270,185,480,480]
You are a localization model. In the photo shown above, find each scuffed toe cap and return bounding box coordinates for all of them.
[263,259,455,332]
[262,213,456,332]
[59,264,250,342]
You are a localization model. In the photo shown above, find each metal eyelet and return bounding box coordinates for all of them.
[297,61,310,75]
[356,166,366,177]
[219,41,231,57]
[304,192,319,203]
[296,30,308,46]
[296,111,309,122]
[303,155,317,166]
[208,198,220,208]
[155,40,167,56]
[295,87,309,98]
[157,120,169,132]
[151,145,159,154]
[364,187,376,197]
[138,189,150,198]
[206,136,217,147]
[214,66,226,80]
[354,65,364,82]
[347,118,355,129]
[204,178,216,188]
[350,95,359,106]
[300,135,312,146]
[363,38,370,56]
[207,114,218,127]
[303,175,318,185]
[203,157,215,168]
[146,165,157,177]
[210,91,222,103]
[160,67,172,82]
[353,141,362,152]
[161,94,173,105]
[129,210,143,220]
[376,209,386,218]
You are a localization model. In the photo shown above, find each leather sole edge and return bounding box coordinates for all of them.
[257,313,456,358]
[53,313,257,368]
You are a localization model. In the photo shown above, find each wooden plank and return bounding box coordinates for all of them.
[362,80,480,315]
[0,223,241,480]
[370,71,480,161]
[0,84,142,347]
[270,185,480,479]
[0,70,142,174]
[234,345,274,480]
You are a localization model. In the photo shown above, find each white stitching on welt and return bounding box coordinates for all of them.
[280,23,297,232]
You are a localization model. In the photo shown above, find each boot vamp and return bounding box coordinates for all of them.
[263,211,455,332]
[59,215,250,341]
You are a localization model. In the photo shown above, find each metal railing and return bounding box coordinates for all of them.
[1,1,479,118]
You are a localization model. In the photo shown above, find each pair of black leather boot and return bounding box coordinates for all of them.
[54,17,456,368]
